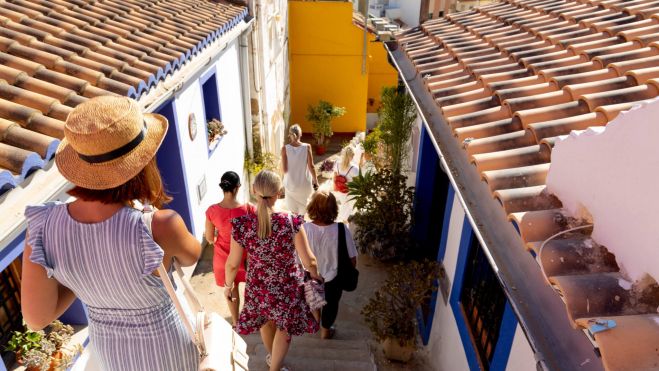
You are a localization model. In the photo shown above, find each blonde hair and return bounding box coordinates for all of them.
[340,146,355,170]
[253,170,282,238]
[289,124,302,140]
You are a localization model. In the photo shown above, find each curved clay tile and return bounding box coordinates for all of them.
[575,315,659,371]
[465,129,537,155]
[602,18,657,36]
[593,46,659,67]
[0,118,58,159]
[487,74,547,90]
[539,236,618,277]
[550,273,654,324]
[454,118,520,141]
[563,75,636,99]
[579,83,658,110]
[558,32,610,48]
[527,55,589,73]
[479,68,533,85]
[507,208,566,243]
[0,141,44,179]
[550,68,619,87]
[431,80,482,99]
[539,61,601,79]
[437,88,489,106]
[447,106,511,128]
[471,144,549,172]
[580,41,644,60]
[494,81,557,101]
[514,100,590,128]
[625,65,659,83]
[527,111,609,141]
[504,89,572,112]
[427,74,474,90]
[568,36,627,55]
[495,185,562,214]
[481,162,551,192]
[441,95,499,116]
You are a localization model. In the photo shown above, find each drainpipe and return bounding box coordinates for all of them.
[240,26,254,159]
[361,0,368,75]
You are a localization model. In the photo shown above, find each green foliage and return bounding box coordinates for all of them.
[378,87,417,175]
[245,151,278,176]
[362,127,381,156]
[347,169,415,260]
[5,328,43,354]
[361,260,440,345]
[305,100,346,145]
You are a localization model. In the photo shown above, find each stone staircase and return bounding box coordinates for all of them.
[244,327,377,371]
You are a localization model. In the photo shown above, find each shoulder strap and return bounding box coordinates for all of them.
[341,166,354,177]
[141,210,202,345]
[337,223,350,267]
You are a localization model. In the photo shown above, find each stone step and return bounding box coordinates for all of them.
[247,356,377,371]
[254,342,371,361]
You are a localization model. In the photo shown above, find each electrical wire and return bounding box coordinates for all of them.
[538,224,594,283]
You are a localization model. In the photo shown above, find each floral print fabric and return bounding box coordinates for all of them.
[231,212,319,336]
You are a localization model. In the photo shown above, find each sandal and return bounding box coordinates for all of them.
[321,326,336,339]
[266,354,271,367]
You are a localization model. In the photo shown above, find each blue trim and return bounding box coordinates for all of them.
[449,217,481,370]
[417,185,455,345]
[200,68,222,158]
[437,186,455,262]
[0,232,26,271]
[412,125,438,242]
[155,100,196,233]
[490,301,518,371]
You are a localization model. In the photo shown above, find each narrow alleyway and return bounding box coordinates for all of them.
[190,134,433,370]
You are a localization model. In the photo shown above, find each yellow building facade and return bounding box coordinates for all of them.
[289,1,398,133]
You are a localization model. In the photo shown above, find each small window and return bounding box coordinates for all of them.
[459,237,507,370]
[1,260,23,360]
[201,73,224,155]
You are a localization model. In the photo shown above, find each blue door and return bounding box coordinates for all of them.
[154,101,194,232]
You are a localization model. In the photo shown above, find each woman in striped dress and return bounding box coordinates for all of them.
[21,96,200,371]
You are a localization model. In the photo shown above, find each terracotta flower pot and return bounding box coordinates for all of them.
[382,337,414,362]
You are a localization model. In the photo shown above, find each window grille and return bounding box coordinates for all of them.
[0,261,23,351]
[459,238,507,370]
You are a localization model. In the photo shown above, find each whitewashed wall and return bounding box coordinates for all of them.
[425,192,536,371]
[389,0,422,27]
[173,41,248,239]
[426,195,470,371]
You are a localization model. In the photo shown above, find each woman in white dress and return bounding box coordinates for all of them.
[333,146,359,222]
[281,124,319,214]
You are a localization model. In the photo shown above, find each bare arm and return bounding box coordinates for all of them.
[224,237,244,300]
[293,227,321,280]
[204,217,215,245]
[21,239,77,330]
[281,146,288,174]
[152,209,201,267]
[306,145,318,186]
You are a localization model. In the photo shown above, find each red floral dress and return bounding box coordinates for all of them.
[206,203,255,286]
[231,212,319,336]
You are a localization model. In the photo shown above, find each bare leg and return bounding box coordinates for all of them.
[227,286,240,326]
[269,329,291,371]
[311,309,320,323]
[260,321,276,356]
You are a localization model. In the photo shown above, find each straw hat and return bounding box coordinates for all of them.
[56,96,168,190]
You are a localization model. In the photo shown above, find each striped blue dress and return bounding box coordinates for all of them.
[25,203,198,371]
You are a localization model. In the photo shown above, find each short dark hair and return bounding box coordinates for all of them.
[67,159,172,208]
[219,171,241,193]
[306,191,338,224]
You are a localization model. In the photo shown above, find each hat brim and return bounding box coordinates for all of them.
[55,113,168,190]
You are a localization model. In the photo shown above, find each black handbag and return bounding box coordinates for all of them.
[336,223,359,292]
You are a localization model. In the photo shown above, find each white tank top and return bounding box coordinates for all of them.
[285,143,312,191]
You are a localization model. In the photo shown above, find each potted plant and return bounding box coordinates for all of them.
[6,320,82,371]
[361,260,440,362]
[377,87,417,175]
[318,158,335,179]
[207,118,227,149]
[347,169,416,261]
[305,100,346,155]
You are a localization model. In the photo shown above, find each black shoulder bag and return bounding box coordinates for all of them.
[336,223,359,292]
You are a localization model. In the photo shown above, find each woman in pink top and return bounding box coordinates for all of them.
[205,171,254,326]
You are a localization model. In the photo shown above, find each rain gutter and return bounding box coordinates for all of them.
[385,43,603,371]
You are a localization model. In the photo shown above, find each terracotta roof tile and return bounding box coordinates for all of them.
[0,0,247,194]
[397,0,659,368]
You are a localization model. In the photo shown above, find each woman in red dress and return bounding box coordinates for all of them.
[225,170,321,371]
[204,171,254,326]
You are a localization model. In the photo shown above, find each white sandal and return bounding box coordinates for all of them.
[266,354,272,367]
